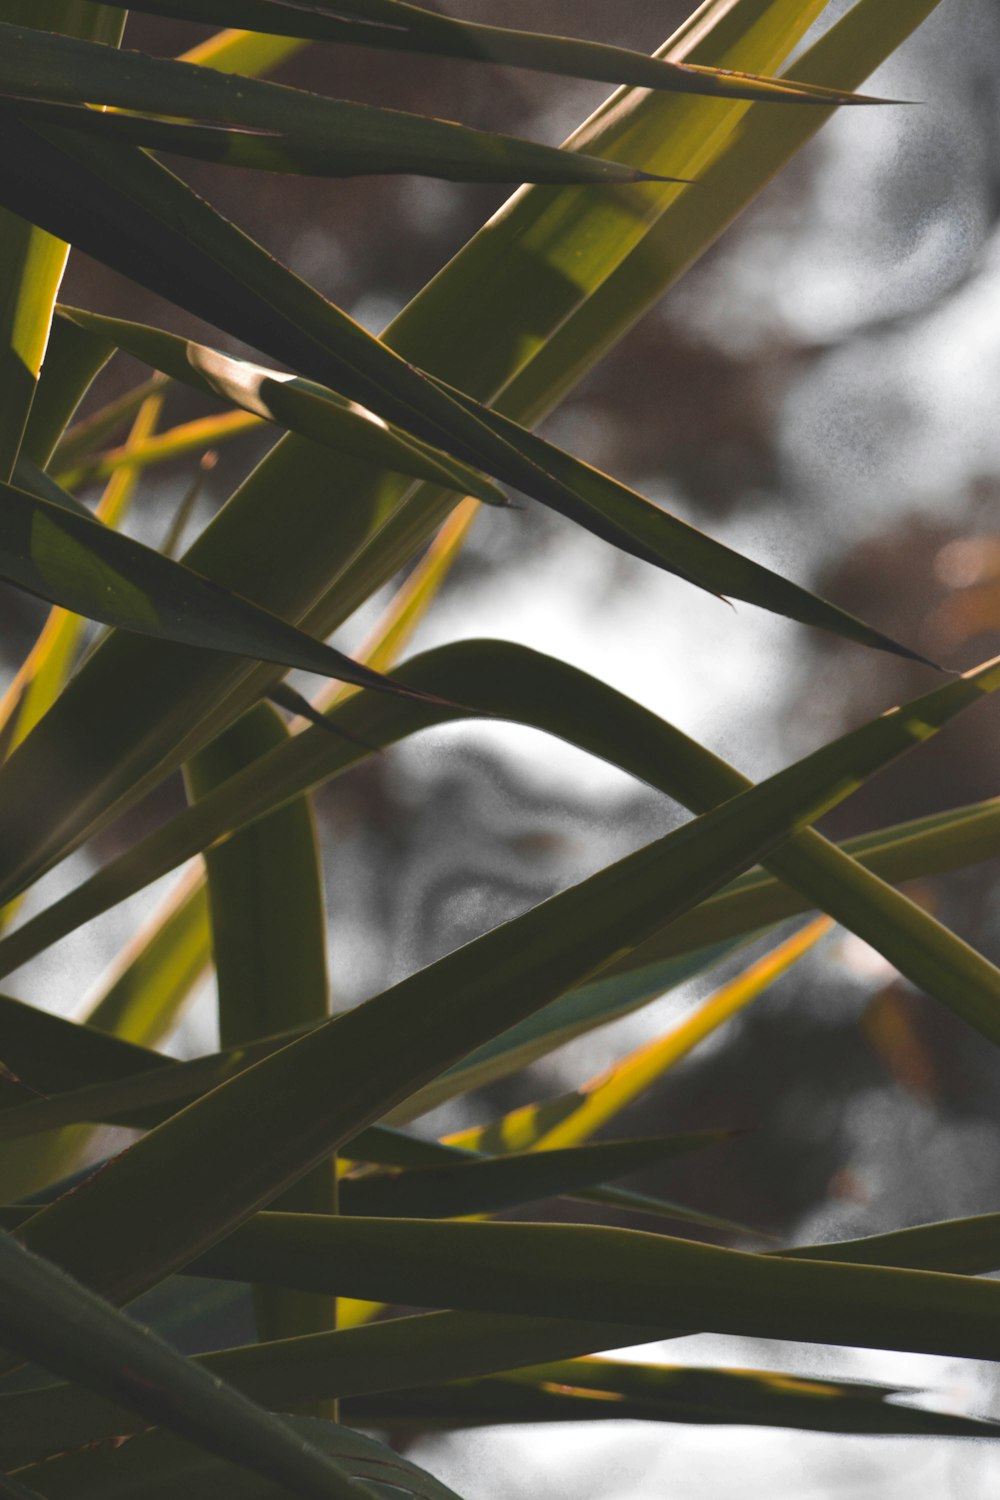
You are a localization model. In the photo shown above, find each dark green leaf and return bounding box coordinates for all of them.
[3,1416,464,1499]
[12,646,1000,1310]
[341,1134,731,1219]
[1,643,994,1058]
[0,25,672,186]
[56,307,508,506]
[107,0,891,108]
[0,123,925,666]
[0,476,456,702]
[0,1228,375,1500]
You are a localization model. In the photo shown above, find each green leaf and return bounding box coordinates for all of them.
[0,24,674,186]
[340,1134,731,1220]
[187,702,337,1352]
[0,6,125,479]
[445,919,831,1156]
[0,110,924,664]
[0,1228,376,1500]
[105,0,891,107]
[0,390,163,768]
[3,1416,464,1499]
[11,645,1000,1310]
[351,1363,998,1440]
[0,0,922,914]
[82,869,211,1045]
[17,295,115,471]
[48,371,166,473]
[56,307,508,506]
[150,1213,1000,1364]
[6,1202,1000,1464]
[0,475,461,701]
[3,643,995,1054]
[508,0,944,423]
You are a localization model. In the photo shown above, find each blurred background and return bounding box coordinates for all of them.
[5,0,1000,1494]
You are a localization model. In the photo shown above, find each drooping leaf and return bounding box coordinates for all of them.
[0,114,925,667]
[11,644,1000,1310]
[2,643,995,1054]
[0,0,919,917]
[5,1203,1000,1464]
[25,1208,1000,1366]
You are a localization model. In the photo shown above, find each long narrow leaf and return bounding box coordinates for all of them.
[0,0,919,914]
[112,0,888,107]
[6,1205,1000,1465]
[448,919,832,1156]
[56,307,507,505]
[2,643,994,1052]
[0,476,456,702]
[340,1134,730,1220]
[187,703,337,1352]
[0,24,673,186]
[0,1229,375,1500]
[0,5,125,477]
[4,1417,463,1499]
[11,646,1000,1308]
[0,111,922,666]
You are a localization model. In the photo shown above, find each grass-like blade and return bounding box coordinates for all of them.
[56,307,507,505]
[447,920,831,1156]
[0,6,125,478]
[0,119,924,668]
[3,1417,463,1499]
[10,646,1000,1309]
[82,867,211,1045]
[0,475,458,703]
[7,1201,1000,1466]
[0,1229,375,1500]
[56,409,258,492]
[0,25,671,187]
[113,0,891,107]
[340,1134,730,1220]
[0,391,163,766]
[354,1365,995,1439]
[0,2,925,913]
[6,1362,992,1479]
[52,1209,1000,1365]
[187,703,337,1354]
[2,643,994,1050]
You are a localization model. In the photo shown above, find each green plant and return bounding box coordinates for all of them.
[0,1,997,1495]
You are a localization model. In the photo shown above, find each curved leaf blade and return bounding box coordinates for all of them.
[2,643,994,1052]
[11,647,1000,1308]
